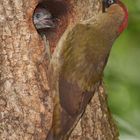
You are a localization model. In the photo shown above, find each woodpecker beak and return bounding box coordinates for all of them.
[102,1,106,12]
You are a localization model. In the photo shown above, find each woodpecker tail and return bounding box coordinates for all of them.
[46,91,95,140]
[46,109,83,140]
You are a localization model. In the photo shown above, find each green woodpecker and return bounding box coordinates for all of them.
[46,0,128,139]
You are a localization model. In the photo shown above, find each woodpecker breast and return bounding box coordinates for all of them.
[58,3,127,91]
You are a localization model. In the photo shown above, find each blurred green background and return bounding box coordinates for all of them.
[104,0,140,139]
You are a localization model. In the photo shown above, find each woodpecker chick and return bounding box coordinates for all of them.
[47,0,128,139]
[33,7,55,30]
[33,7,56,59]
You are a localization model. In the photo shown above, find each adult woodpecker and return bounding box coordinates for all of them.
[47,0,128,139]
[33,7,55,59]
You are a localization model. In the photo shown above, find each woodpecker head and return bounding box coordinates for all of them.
[103,0,116,8]
[33,8,55,30]
[103,0,128,34]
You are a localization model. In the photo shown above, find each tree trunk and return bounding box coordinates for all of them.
[0,0,119,140]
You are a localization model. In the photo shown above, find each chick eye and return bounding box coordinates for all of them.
[36,13,41,18]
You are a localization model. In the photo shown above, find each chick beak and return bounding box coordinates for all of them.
[43,18,56,28]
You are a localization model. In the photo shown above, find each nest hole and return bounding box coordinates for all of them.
[33,0,70,52]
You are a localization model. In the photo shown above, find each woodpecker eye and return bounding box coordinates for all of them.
[103,0,116,9]
[108,0,114,5]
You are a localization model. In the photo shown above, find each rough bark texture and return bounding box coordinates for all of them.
[0,0,119,140]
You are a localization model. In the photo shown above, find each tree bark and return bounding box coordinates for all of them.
[0,0,119,140]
